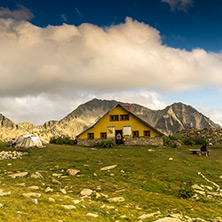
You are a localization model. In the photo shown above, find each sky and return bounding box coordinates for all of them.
[0,0,222,125]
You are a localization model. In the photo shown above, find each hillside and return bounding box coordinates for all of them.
[0,99,219,143]
[0,142,221,221]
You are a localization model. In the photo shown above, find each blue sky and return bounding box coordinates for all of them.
[0,0,222,125]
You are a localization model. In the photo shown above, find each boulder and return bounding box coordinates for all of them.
[67,169,80,176]
[9,172,28,178]
[100,165,117,171]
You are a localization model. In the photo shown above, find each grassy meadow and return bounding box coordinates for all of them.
[0,142,221,221]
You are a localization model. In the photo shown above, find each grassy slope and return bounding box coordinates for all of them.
[0,142,221,221]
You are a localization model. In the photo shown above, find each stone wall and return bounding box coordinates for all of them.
[77,136,163,146]
[124,136,163,146]
[77,138,115,146]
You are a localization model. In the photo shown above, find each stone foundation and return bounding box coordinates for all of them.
[77,136,163,146]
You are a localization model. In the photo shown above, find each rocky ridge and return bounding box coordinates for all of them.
[0,99,220,143]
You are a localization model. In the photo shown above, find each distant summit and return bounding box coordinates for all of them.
[0,98,219,142]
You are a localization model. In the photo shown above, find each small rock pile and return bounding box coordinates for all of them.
[0,151,27,160]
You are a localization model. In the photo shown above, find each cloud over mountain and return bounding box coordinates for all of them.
[0,16,222,124]
[0,16,222,97]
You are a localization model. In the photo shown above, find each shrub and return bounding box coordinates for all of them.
[178,183,195,199]
[163,137,170,146]
[183,138,195,146]
[170,135,179,141]
[50,136,77,145]
[193,138,207,145]
[95,141,115,148]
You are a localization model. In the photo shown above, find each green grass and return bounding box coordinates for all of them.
[0,142,221,221]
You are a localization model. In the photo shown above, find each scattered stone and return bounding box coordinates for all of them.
[67,169,80,176]
[93,173,97,177]
[0,151,26,160]
[7,163,12,166]
[100,193,108,198]
[86,213,98,217]
[195,190,205,195]
[52,173,62,178]
[205,186,213,190]
[0,203,3,207]
[191,218,206,222]
[9,172,28,178]
[148,149,154,152]
[31,199,38,205]
[28,186,39,190]
[169,158,173,161]
[61,205,76,210]
[80,189,93,196]
[154,217,182,222]
[23,193,41,198]
[110,173,114,176]
[120,215,127,218]
[0,190,11,196]
[52,179,61,184]
[16,183,26,187]
[100,165,117,171]
[108,197,125,203]
[138,211,161,219]
[95,192,101,198]
[45,187,53,193]
[73,200,81,204]
[60,188,67,194]
[30,172,43,179]
[91,148,97,151]
[192,184,204,191]
[61,176,68,179]
[49,197,55,202]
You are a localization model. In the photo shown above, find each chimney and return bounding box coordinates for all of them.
[124,105,133,112]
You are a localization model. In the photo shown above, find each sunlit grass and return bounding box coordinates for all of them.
[0,142,221,221]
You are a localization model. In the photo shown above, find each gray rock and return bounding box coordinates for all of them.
[30,172,43,179]
[80,189,93,196]
[23,193,41,198]
[61,205,76,210]
[67,169,80,176]
[100,165,117,171]
[9,172,28,178]
[108,197,125,202]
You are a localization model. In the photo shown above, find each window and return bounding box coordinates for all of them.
[133,131,139,137]
[88,133,94,139]
[144,130,150,137]
[100,132,107,139]
[120,114,129,121]
[110,115,119,121]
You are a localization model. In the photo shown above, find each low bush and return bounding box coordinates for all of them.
[193,138,207,145]
[95,141,115,148]
[163,137,171,146]
[50,136,77,145]
[170,135,180,141]
[178,183,195,199]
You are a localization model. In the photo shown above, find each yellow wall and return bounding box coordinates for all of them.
[78,106,161,139]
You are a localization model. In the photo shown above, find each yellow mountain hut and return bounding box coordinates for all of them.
[76,104,164,146]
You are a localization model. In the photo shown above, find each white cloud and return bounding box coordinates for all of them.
[0,5,34,20]
[161,0,193,11]
[1,17,222,98]
[0,17,222,124]
[199,107,222,126]
[0,90,167,125]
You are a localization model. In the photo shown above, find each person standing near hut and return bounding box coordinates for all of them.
[116,133,122,145]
